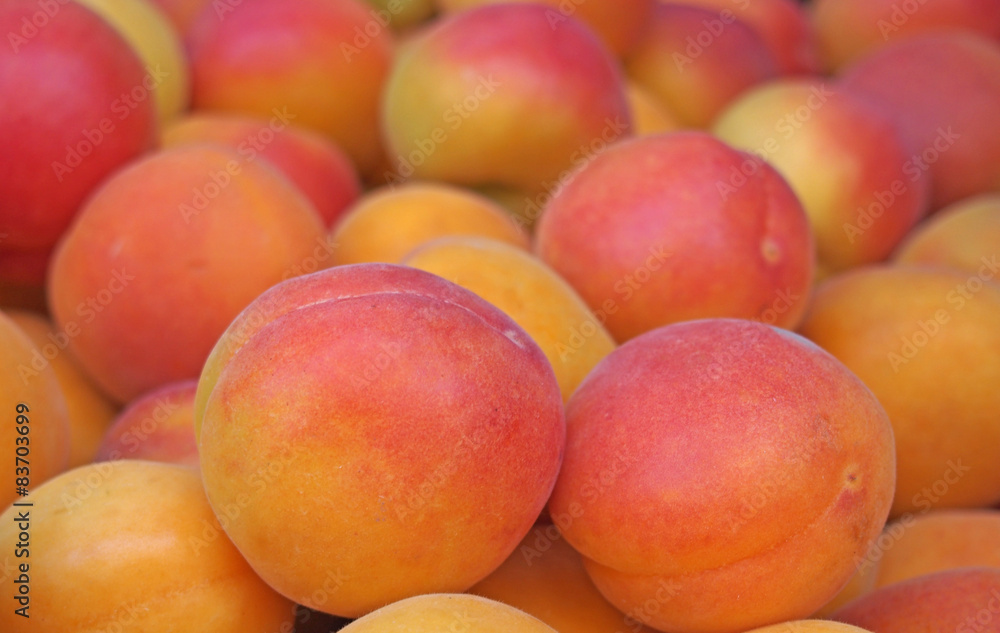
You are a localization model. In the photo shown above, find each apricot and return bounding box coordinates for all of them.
[0,460,296,632]
[892,193,1000,276]
[548,318,896,633]
[840,32,1000,209]
[832,567,1000,633]
[798,266,1000,516]
[433,0,654,57]
[535,131,814,342]
[873,509,1000,588]
[187,0,393,175]
[95,380,198,468]
[340,593,558,633]
[331,183,528,265]
[48,145,326,403]
[196,264,564,617]
[73,0,190,124]
[670,0,822,74]
[813,0,1000,71]
[469,524,658,633]
[163,112,361,227]
[381,3,631,192]
[0,0,157,253]
[6,310,117,469]
[0,311,71,510]
[713,78,930,277]
[402,237,617,402]
[625,4,779,129]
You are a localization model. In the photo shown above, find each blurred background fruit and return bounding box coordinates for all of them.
[48,145,326,403]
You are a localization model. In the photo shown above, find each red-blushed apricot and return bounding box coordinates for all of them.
[196,264,564,617]
[797,266,1000,516]
[186,0,393,175]
[669,0,822,74]
[95,380,198,468]
[331,183,529,265]
[625,4,780,129]
[0,0,157,253]
[548,319,895,633]
[6,310,117,469]
[162,113,361,228]
[434,0,653,57]
[47,145,326,404]
[0,460,296,632]
[0,311,71,510]
[74,0,190,124]
[832,567,1000,633]
[744,622,873,633]
[193,263,512,434]
[402,237,617,402]
[840,33,1000,209]
[713,78,930,277]
[872,509,1000,588]
[535,131,814,342]
[381,3,632,192]
[892,193,1000,276]
[469,524,658,633]
[813,0,1000,71]
[340,593,559,633]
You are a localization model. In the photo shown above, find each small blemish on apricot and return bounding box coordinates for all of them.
[761,237,781,264]
[844,465,862,490]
